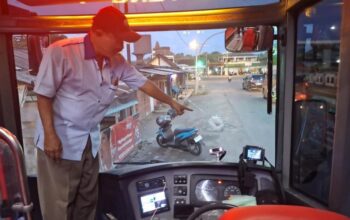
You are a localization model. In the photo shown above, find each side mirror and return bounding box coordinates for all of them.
[209,147,226,161]
[225,26,274,52]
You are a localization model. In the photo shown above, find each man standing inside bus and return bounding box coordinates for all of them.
[34,6,191,220]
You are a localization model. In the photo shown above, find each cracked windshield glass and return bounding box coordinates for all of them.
[15,29,276,174]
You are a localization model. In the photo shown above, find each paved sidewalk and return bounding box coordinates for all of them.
[178,88,193,103]
[154,87,194,113]
[122,83,218,163]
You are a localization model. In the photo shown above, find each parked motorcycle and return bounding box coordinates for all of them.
[156,109,202,155]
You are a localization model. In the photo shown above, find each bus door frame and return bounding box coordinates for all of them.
[278,0,350,216]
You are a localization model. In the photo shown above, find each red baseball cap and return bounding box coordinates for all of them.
[92,6,141,43]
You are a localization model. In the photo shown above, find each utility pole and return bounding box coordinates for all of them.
[190,31,224,94]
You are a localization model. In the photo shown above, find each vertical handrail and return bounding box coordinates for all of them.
[267,48,273,114]
[0,127,32,219]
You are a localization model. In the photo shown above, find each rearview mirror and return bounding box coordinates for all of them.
[225,26,274,52]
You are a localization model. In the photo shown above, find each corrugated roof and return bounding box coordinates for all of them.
[138,66,187,76]
[138,68,173,76]
[105,100,138,116]
[155,67,185,73]
[148,54,179,68]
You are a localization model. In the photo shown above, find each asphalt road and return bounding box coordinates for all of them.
[126,76,276,165]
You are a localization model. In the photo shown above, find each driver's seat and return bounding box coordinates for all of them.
[219,205,349,220]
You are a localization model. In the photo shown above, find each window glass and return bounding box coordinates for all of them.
[291,0,342,204]
[14,29,275,174]
[8,0,279,16]
[252,75,264,80]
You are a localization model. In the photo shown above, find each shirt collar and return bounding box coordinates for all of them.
[84,34,110,66]
[84,34,96,60]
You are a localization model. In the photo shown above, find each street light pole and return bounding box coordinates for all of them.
[190,31,224,94]
[189,39,199,94]
[194,54,199,94]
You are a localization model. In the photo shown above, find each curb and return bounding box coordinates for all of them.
[178,88,194,105]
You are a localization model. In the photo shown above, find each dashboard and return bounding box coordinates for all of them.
[98,162,282,220]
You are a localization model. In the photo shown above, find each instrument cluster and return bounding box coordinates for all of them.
[194,179,241,202]
[190,174,242,206]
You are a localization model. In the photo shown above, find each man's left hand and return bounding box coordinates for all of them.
[170,100,193,115]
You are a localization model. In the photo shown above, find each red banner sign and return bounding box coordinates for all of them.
[99,116,141,171]
[111,116,140,162]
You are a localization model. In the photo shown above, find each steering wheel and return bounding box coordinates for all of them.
[187,202,237,220]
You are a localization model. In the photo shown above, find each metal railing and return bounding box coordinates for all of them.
[0,127,33,220]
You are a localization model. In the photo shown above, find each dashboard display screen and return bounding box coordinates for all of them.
[243,145,264,161]
[247,148,262,160]
[139,190,169,217]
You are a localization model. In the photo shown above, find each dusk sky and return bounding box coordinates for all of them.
[135,29,227,56]
[67,28,227,60]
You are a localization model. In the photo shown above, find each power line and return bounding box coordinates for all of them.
[175,31,190,49]
[159,2,188,49]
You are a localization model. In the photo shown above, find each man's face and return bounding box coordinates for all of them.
[93,29,124,58]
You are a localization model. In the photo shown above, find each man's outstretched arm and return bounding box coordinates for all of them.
[139,80,193,115]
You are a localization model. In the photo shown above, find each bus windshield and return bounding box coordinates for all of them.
[15,29,276,174]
